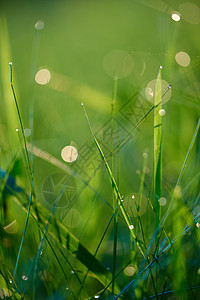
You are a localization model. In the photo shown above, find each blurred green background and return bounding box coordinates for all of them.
[0,0,200,299]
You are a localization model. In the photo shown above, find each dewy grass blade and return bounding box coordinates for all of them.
[12,178,33,282]
[154,67,162,253]
[81,102,146,257]
[111,73,118,294]
[9,63,33,182]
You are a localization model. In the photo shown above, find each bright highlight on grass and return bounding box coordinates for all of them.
[35,68,51,85]
[35,20,45,30]
[61,145,78,162]
[171,13,181,21]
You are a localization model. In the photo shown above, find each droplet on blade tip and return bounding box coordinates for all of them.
[9,62,12,66]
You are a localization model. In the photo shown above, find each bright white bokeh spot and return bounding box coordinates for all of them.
[179,3,200,24]
[94,296,100,299]
[159,109,166,116]
[175,52,190,67]
[61,146,78,163]
[171,13,181,21]
[129,225,134,230]
[24,128,31,137]
[124,265,136,276]
[196,222,200,228]
[103,50,134,79]
[158,197,167,206]
[35,69,51,85]
[35,20,45,30]
[124,193,148,217]
[145,79,172,104]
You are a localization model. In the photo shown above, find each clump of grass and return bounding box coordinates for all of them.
[0,57,200,300]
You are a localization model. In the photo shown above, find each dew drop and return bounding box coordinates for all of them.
[159,109,166,116]
[129,225,134,230]
[9,279,12,284]
[22,275,28,281]
[132,195,135,199]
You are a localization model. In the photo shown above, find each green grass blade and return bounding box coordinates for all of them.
[154,67,162,250]
[81,103,146,257]
[12,192,120,294]
[162,118,200,225]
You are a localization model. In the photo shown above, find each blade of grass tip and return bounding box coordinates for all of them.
[111,73,118,294]
[112,85,172,157]
[9,62,33,182]
[81,102,145,258]
[162,118,200,225]
[154,66,162,256]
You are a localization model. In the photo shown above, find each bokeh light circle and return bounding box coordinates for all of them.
[179,3,200,24]
[145,79,172,104]
[103,50,134,79]
[61,146,78,163]
[35,69,51,85]
[175,52,190,67]
[123,193,148,217]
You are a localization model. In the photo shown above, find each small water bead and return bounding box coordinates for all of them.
[40,251,43,256]
[171,13,181,22]
[159,109,166,116]
[35,20,45,30]
[22,275,28,281]
[131,195,135,199]
[9,279,12,284]
[16,128,19,132]
[196,222,200,228]
[94,296,100,299]
[129,225,134,230]
[71,270,75,274]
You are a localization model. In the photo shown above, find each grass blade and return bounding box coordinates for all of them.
[154,67,162,251]
[81,102,146,257]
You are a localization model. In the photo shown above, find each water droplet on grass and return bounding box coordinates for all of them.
[159,109,166,116]
[35,20,45,30]
[129,225,134,230]
[22,275,28,281]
